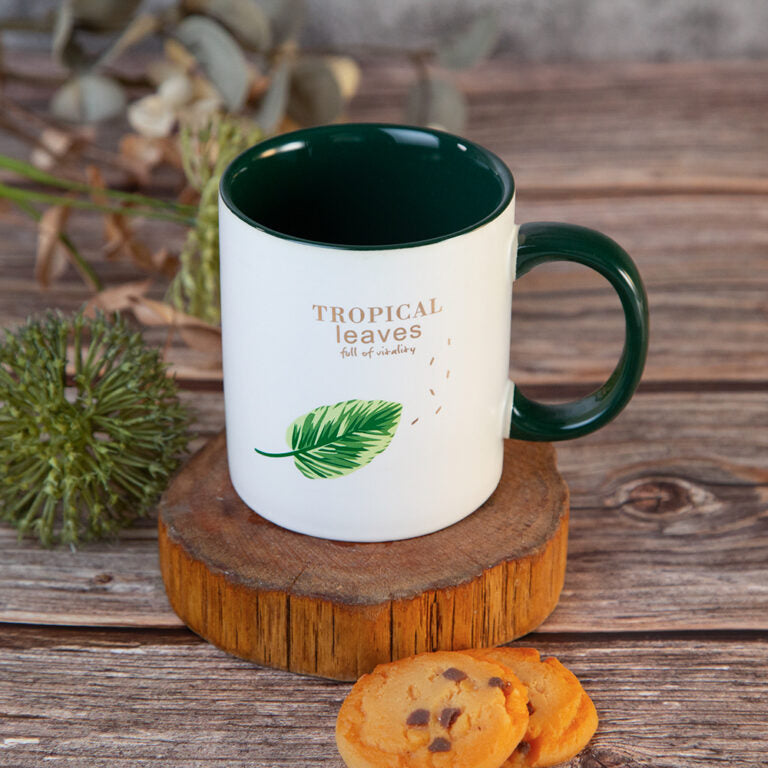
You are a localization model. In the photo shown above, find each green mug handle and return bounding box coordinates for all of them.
[509,222,649,441]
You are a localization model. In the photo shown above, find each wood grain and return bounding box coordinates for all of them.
[511,194,768,387]
[158,433,569,679]
[2,392,765,633]
[1,55,767,765]
[353,59,768,192]
[1,625,766,768]
[3,61,768,389]
[3,193,767,387]
[5,57,768,194]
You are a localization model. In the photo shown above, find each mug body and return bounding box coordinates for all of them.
[219,124,516,541]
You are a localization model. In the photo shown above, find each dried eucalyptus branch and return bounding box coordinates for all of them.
[0,0,503,327]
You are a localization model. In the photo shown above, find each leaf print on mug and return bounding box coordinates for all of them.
[254,399,402,479]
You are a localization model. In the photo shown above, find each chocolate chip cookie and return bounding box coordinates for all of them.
[336,650,530,768]
[466,647,598,768]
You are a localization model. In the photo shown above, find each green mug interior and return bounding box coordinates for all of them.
[220,123,514,249]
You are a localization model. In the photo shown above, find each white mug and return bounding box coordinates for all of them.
[219,124,648,541]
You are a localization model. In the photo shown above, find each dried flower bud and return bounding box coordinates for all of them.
[158,74,194,109]
[326,56,361,101]
[128,94,176,139]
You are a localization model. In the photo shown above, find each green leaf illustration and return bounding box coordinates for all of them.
[254,399,402,479]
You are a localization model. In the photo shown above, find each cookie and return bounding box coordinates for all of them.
[336,650,530,768]
[466,647,597,768]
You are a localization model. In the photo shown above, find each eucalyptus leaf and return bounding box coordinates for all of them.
[436,9,501,70]
[175,15,249,111]
[260,0,305,44]
[51,0,74,64]
[326,55,361,101]
[51,0,96,70]
[254,399,402,479]
[184,0,272,52]
[405,75,466,133]
[256,60,289,133]
[71,0,143,31]
[287,57,343,126]
[98,13,160,67]
[50,74,126,123]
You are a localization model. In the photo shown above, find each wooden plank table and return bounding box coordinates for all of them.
[1,57,767,767]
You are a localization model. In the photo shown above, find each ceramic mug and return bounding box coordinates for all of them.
[219,123,648,541]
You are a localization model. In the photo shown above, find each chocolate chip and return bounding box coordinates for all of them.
[516,741,531,755]
[439,707,462,729]
[428,737,451,752]
[488,676,511,691]
[527,701,536,715]
[406,708,429,726]
[442,667,467,682]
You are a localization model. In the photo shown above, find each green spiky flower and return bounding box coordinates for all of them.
[0,311,190,546]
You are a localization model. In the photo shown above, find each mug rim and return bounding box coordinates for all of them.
[219,122,515,251]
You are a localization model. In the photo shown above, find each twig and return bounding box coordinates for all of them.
[0,96,133,175]
[0,68,66,88]
[0,16,54,33]
[305,43,435,59]
[1,67,157,90]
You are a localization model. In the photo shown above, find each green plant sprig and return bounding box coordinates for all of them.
[0,311,190,546]
[0,153,196,216]
[0,182,195,226]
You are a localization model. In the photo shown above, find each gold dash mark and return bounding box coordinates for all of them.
[429,388,435,396]
[435,406,442,415]
[411,417,419,425]
[446,370,450,379]
[429,357,435,365]
[447,338,452,345]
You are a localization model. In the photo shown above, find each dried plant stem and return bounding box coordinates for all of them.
[0,182,195,226]
[0,16,54,33]
[0,66,154,89]
[0,155,195,216]
[0,68,65,87]
[306,43,434,59]
[0,97,142,174]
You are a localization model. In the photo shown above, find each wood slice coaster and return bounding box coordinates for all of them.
[158,432,569,681]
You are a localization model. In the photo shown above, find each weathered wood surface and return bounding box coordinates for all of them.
[3,194,767,386]
[4,58,768,192]
[2,61,768,387]
[512,194,768,386]
[347,60,768,192]
[1,625,766,768]
[158,433,569,679]
[1,56,767,766]
[2,391,766,632]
